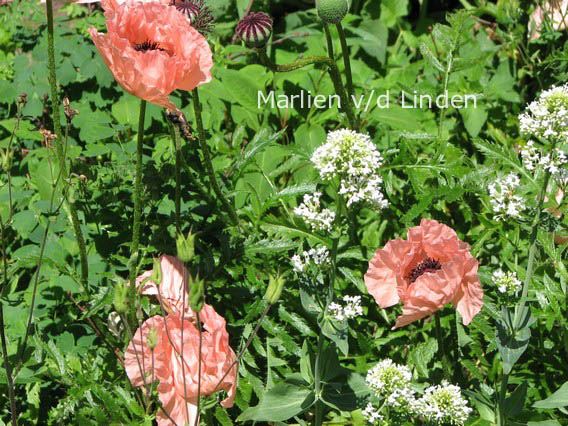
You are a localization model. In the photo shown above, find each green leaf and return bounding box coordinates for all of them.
[505,381,527,417]
[495,307,535,375]
[321,370,371,412]
[419,42,445,72]
[236,376,315,422]
[533,382,568,409]
[460,105,487,137]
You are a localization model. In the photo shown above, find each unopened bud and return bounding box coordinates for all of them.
[146,327,159,350]
[316,0,348,24]
[189,274,205,313]
[265,273,286,304]
[107,312,124,339]
[151,257,163,285]
[113,282,129,313]
[176,231,196,263]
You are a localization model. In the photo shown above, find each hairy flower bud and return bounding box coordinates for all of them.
[235,12,273,48]
[316,0,349,24]
[146,327,159,350]
[265,273,286,304]
[176,231,196,263]
[114,282,129,313]
[189,274,205,312]
[151,257,163,285]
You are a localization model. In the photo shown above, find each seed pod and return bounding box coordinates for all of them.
[265,273,286,304]
[189,274,205,313]
[146,327,159,350]
[176,231,196,263]
[151,257,163,285]
[316,0,349,24]
[235,12,273,48]
[113,282,129,313]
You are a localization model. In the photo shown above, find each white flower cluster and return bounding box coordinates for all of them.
[366,359,413,398]
[362,403,383,425]
[311,129,388,208]
[520,141,567,180]
[415,381,472,426]
[291,247,330,273]
[492,269,522,295]
[519,83,568,142]
[328,295,363,321]
[488,174,525,220]
[294,192,336,232]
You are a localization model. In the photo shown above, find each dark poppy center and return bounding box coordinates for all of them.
[134,40,164,52]
[408,258,442,283]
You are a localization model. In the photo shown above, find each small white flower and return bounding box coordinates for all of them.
[488,173,526,220]
[366,359,413,396]
[294,192,336,232]
[362,402,384,425]
[311,129,388,208]
[519,83,568,143]
[415,381,472,426]
[291,247,330,273]
[328,295,363,321]
[492,269,522,295]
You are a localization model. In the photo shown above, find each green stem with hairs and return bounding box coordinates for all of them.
[192,88,239,226]
[46,0,89,292]
[434,314,452,381]
[0,217,17,426]
[335,23,354,101]
[128,100,147,317]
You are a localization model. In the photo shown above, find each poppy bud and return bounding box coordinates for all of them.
[189,274,205,313]
[151,257,163,285]
[235,12,273,48]
[316,0,349,24]
[114,282,129,313]
[176,231,196,263]
[265,273,286,304]
[146,327,159,350]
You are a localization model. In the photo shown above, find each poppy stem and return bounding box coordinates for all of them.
[195,314,203,426]
[0,217,17,426]
[128,99,147,317]
[192,88,240,226]
[322,23,359,131]
[45,0,89,293]
[335,22,354,102]
[434,314,452,381]
[173,125,182,234]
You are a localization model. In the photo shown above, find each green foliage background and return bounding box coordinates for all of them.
[1,0,568,424]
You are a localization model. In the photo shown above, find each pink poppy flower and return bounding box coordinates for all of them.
[364,219,483,329]
[136,255,195,319]
[125,306,238,426]
[88,1,212,111]
[529,0,568,40]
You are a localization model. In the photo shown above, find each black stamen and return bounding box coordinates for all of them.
[134,40,163,52]
[408,258,442,283]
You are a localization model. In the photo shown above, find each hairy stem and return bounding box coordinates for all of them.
[192,89,239,226]
[434,314,452,381]
[46,0,89,291]
[128,100,147,319]
[335,23,354,101]
[0,217,17,426]
[195,314,203,426]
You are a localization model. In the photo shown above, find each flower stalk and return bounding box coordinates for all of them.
[128,99,147,318]
[46,0,89,292]
[335,22,354,101]
[192,88,239,226]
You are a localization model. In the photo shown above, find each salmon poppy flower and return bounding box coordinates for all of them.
[125,306,238,426]
[88,1,212,111]
[136,255,195,319]
[364,219,483,329]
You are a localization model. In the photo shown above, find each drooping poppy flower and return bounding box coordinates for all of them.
[125,306,238,426]
[136,255,195,319]
[88,1,212,111]
[364,219,483,329]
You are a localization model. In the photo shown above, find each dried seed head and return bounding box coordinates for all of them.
[235,12,273,48]
[63,97,79,121]
[40,128,57,148]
